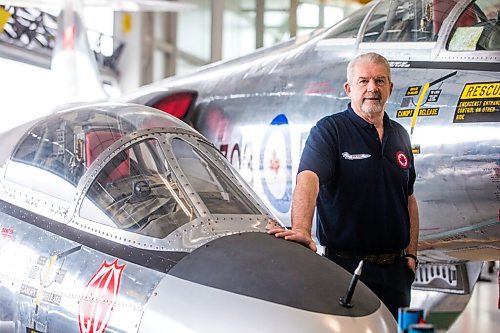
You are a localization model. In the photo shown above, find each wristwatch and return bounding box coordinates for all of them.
[404,253,419,268]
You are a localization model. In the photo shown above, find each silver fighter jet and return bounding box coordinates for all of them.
[0,103,396,332]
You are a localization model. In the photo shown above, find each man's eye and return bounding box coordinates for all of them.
[358,80,367,85]
[376,79,386,86]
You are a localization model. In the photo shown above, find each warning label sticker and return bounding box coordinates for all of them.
[396,107,440,118]
[454,82,500,123]
[405,86,421,96]
[426,90,441,103]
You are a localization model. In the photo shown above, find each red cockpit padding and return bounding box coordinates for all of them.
[434,0,478,36]
[85,129,129,184]
[433,0,457,35]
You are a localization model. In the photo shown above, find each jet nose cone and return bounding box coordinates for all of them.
[141,232,396,332]
[169,232,379,315]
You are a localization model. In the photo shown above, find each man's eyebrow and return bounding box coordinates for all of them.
[356,75,388,80]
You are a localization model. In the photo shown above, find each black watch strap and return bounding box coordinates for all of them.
[404,253,419,267]
[404,253,418,261]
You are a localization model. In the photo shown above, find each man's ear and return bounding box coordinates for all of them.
[390,81,394,95]
[344,82,351,97]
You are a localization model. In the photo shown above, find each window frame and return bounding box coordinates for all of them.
[434,0,500,62]
[70,128,271,245]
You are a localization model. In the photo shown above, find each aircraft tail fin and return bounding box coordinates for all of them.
[51,0,107,105]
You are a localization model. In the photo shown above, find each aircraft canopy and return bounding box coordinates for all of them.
[4,104,274,244]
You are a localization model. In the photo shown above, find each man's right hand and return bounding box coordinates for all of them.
[268,228,317,252]
[268,170,319,252]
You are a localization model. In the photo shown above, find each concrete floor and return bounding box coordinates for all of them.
[446,270,500,333]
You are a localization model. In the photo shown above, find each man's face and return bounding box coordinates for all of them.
[344,60,393,116]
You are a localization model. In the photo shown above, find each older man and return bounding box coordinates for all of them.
[270,52,419,318]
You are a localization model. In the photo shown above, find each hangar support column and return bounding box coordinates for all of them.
[211,0,224,62]
[256,0,264,49]
[114,12,155,94]
[290,0,298,38]
[154,10,178,79]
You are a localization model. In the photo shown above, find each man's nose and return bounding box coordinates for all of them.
[366,79,378,92]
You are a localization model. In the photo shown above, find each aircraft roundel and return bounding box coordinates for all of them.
[396,151,409,169]
[259,114,292,214]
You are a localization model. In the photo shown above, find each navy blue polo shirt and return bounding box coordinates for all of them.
[299,104,415,254]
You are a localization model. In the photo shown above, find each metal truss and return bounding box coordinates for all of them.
[0,5,122,75]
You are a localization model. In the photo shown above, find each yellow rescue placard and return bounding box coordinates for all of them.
[454,81,500,123]
[460,82,500,100]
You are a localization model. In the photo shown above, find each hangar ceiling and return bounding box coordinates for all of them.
[0,0,368,95]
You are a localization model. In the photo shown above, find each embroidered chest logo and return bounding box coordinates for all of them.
[396,151,409,169]
[342,152,371,160]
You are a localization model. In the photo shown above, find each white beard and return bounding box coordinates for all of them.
[361,102,383,114]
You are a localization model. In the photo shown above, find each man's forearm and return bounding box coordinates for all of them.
[406,194,419,255]
[291,171,319,234]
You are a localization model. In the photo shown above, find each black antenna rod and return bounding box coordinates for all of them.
[339,260,363,308]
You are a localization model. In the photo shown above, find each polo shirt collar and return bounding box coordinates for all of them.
[346,103,393,130]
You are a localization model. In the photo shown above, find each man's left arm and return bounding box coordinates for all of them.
[406,194,420,272]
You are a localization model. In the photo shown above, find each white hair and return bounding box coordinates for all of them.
[346,52,392,83]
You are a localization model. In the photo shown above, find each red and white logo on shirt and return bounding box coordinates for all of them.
[396,151,409,169]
